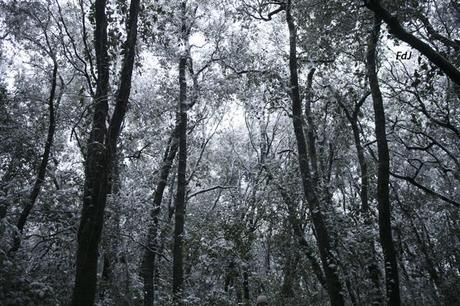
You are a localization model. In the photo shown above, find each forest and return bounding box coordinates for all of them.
[0,0,459,305]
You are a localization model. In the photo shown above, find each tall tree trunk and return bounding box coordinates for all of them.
[172,3,188,303]
[99,155,122,303]
[10,59,58,253]
[72,0,140,304]
[72,0,110,302]
[285,1,345,305]
[367,16,401,306]
[142,128,179,306]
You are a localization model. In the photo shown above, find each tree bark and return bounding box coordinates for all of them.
[72,0,111,302]
[99,155,122,303]
[142,127,179,306]
[367,16,401,306]
[285,1,345,305]
[172,3,188,304]
[72,0,140,304]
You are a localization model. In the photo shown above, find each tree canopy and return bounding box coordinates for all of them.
[0,0,459,305]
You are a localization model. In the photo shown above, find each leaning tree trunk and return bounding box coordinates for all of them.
[10,59,58,253]
[72,0,140,304]
[172,2,188,304]
[285,1,345,305]
[367,16,401,306]
[142,127,179,306]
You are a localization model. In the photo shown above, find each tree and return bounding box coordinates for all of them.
[366,16,401,305]
[171,2,189,303]
[142,125,179,305]
[1,0,459,305]
[285,1,345,304]
[71,0,141,304]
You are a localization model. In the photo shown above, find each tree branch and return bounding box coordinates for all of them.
[187,185,237,200]
[364,0,460,85]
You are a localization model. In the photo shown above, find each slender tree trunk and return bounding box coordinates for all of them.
[350,119,370,214]
[303,69,319,180]
[142,128,179,306]
[172,3,188,303]
[367,16,401,306]
[285,2,345,305]
[337,94,383,303]
[72,0,140,304]
[9,59,58,254]
[336,91,371,213]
